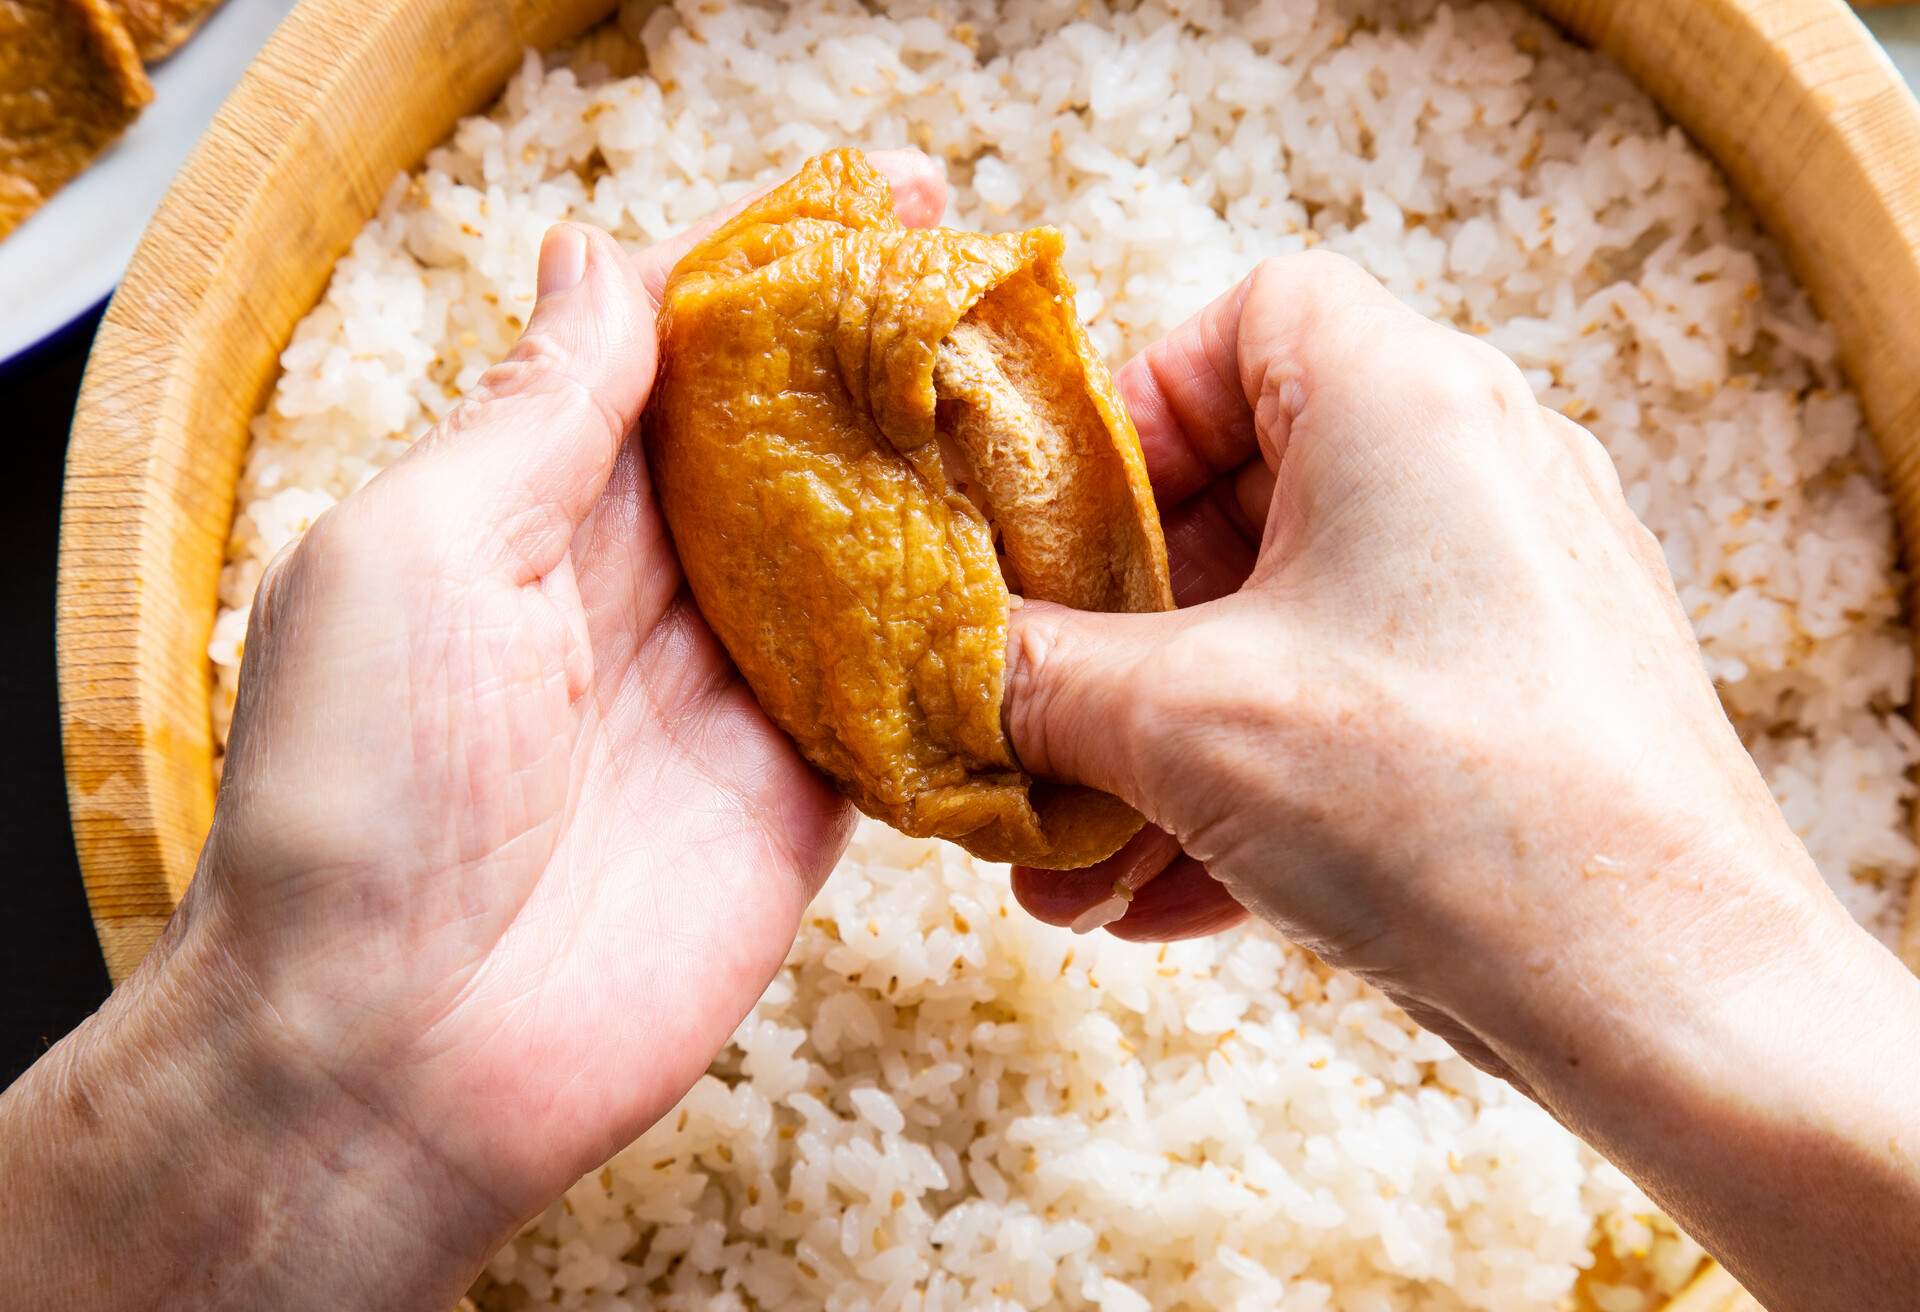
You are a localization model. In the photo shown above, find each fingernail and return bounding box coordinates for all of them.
[537,224,588,300]
[1070,893,1131,935]
[1069,881,1135,934]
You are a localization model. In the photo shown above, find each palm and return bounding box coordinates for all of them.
[214,441,850,1217]
[418,441,851,1202]
[210,158,944,1220]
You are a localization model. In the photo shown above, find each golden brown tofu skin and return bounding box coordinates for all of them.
[652,149,1174,868]
[110,0,228,62]
[0,0,151,239]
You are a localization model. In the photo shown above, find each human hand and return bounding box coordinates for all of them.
[1000,253,1920,1309]
[0,153,946,1309]
[1002,251,1843,1067]
[210,154,947,1222]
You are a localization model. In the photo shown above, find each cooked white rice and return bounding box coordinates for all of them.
[476,823,1702,1312]
[211,0,1917,1307]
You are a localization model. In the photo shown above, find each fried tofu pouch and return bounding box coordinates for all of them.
[110,0,230,61]
[0,0,151,239]
[651,149,1174,868]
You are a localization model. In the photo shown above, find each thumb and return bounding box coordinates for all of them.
[1002,599,1185,805]
[401,222,658,577]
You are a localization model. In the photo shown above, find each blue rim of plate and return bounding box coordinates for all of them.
[0,295,110,381]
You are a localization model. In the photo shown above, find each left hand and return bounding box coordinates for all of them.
[208,150,948,1232]
[0,152,946,1311]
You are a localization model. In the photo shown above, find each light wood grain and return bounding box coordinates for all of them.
[55,1,1920,1306]
[59,0,618,983]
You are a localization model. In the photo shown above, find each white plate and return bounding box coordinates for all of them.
[0,0,298,368]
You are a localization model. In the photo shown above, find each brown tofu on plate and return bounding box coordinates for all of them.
[0,0,152,239]
[109,0,229,61]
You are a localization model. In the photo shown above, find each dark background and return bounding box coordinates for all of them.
[2,311,116,1087]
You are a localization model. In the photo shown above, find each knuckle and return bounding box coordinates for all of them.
[257,537,299,593]
[432,394,487,446]
[1004,609,1070,768]
[493,328,572,383]
[1630,519,1672,577]
[476,338,628,452]
[1246,250,1380,331]
[1574,431,1629,497]
[248,507,339,643]
[255,496,401,620]
[249,543,300,640]
[1254,247,1366,289]
[1394,326,1534,424]
[473,348,568,416]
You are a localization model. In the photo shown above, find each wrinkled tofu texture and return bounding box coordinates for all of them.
[109,0,228,61]
[652,149,1173,868]
[0,0,150,239]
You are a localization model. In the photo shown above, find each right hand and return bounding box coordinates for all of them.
[1001,256,1920,1312]
[1003,251,1853,1086]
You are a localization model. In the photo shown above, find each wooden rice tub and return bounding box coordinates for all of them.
[55,0,1920,1307]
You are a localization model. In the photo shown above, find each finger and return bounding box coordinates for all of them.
[1012,825,1183,927]
[1250,269,1545,489]
[1002,599,1190,802]
[1014,851,1249,942]
[635,147,949,300]
[1149,455,1274,608]
[867,147,950,227]
[1543,408,1660,566]
[1103,857,1249,942]
[1115,252,1406,511]
[1235,459,1276,534]
[570,432,680,669]
[1116,276,1260,506]
[395,223,657,582]
[1160,482,1258,607]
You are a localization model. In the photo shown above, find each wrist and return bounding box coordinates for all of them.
[1410,753,1833,1085]
[1474,844,1920,1307]
[1469,826,1838,1099]
[2,887,512,1310]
